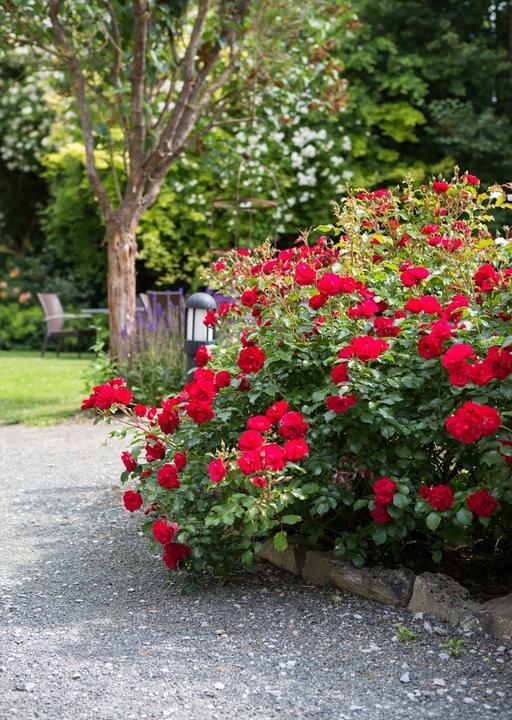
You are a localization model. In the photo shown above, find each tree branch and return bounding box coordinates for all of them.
[127,0,149,196]
[48,0,111,219]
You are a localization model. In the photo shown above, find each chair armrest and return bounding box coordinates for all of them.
[44,313,92,321]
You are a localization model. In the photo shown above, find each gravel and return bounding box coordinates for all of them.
[0,419,511,720]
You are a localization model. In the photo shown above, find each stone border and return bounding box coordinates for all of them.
[260,540,512,641]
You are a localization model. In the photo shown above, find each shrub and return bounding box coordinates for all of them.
[0,302,43,349]
[84,172,512,576]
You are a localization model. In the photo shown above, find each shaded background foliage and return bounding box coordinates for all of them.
[0,0,511,327]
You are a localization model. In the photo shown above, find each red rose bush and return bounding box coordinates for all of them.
[83,173,512,573]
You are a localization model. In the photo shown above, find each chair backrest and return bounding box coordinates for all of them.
[37,293,64,334]
[139,292,152,317]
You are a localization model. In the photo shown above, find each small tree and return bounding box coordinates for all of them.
[1,0,311,356]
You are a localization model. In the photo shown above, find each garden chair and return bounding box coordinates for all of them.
[37,293,96,357]
[138,292,153,320]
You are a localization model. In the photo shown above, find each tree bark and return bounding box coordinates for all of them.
[105,216,138,360]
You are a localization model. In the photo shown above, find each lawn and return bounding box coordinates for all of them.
[0,351,91,425]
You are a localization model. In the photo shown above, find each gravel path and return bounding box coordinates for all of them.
[0,420,511,720]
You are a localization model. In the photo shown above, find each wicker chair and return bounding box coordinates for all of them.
[37,293,96,357]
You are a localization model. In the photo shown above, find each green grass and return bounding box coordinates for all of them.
[0,351,91,426]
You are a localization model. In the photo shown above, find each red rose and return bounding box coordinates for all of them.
[247,415,272,431]
[421,224,439,235]
[400,265,430,287]
[261,443,287,471]
[373,476,397,506]
[146,440,166,462]
[469,361,495,386]
[309,294,328,310]
[214,370,232,389]
[446,402,501,444]
[482,346,512,381]
[157,464,180,489]
[331,363,349,385]
[238,430,265,451]
[195,345,212,367]
[82,379,133,410]
[184,379,216,404]
[279,411,308,439]
[123,490,143,512]
[194,368,215,383]
[284,438,309,461]
[370,502,391,524]
[326,394,356,413]
[162,541,191,570]
[174,452,187,471]
[467,489,497,517]
[448,364,472,387]
[350,336,389,362]
[238,450,263,476]
[241,289,260,307]
[474,263,499,290]
[374,317,400,338]
[405,295,442,315]
[295,262,317,286]
[418,334,443,359]
[251,476,267,488]
[208,458,226,483]
[317,273,356,296]
[203,310,217,327]
[152,519,178,544]
[425,485,454,511]
[237,346,266,374]
[464,173,480,186]
[121,451,137,472]
[158,408,180,434]
[185,401,214,425]
[133,404,147,417]
[442,343,475,370]
[266,400,289,424]
[432,181,450,193]
[237,375,250,392]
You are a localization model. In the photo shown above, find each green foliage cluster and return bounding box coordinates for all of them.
[0,303,43,350]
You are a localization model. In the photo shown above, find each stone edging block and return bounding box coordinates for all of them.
[260,542,512,641]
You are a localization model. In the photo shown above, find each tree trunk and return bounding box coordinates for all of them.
[105,216,138,360]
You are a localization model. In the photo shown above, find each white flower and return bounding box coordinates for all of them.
[342,169,354,180]
[290,152,304,169]
[331,155,345,167]
[301,144,317,159]
[297,170,316,187]
[269,131,284,143]
[341,135,352,151]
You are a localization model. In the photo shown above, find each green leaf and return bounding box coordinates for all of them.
[372,527,387,545]
[273,531,288,552]
[353,498,369,511]
[426,512,441,531]
[351,553,365,568]
[281,515,302,525]
[393,492,408,509]
[456,508,473,526]
[241,550,254,566]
